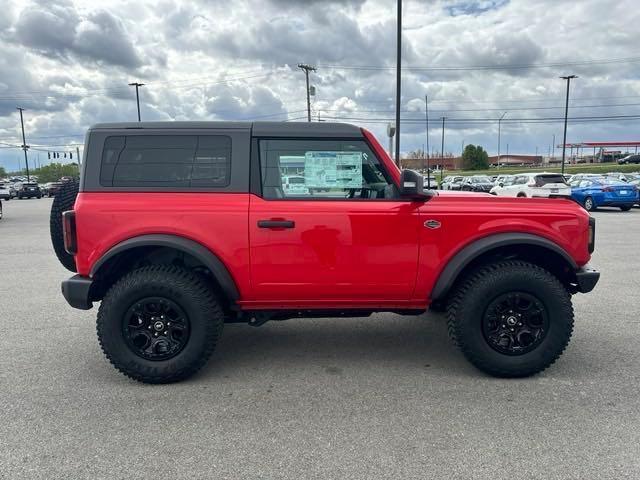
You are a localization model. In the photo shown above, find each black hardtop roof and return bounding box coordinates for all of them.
[89,121,363,137]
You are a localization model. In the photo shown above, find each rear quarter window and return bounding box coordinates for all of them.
[99,135,231,188]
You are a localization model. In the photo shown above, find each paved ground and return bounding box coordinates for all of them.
[0,198,639,479]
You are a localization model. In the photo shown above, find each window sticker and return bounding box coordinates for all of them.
[304,151,362,188]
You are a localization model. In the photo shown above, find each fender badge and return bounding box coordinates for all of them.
[424,220,441,229]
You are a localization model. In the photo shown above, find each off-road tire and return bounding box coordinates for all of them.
[97,265,224,384]
[446,260,574,378]
[49,181,79,272]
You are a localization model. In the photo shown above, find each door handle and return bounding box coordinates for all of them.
[257,219,295,229]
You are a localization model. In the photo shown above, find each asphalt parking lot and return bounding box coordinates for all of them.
[1,198,639,479]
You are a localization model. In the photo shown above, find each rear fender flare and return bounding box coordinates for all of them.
[90,234,240,302]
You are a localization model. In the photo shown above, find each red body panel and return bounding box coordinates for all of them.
[73,130,592,311]
[74,192,252,299]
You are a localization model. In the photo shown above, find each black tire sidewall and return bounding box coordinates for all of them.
[452,264,573,376]
[98,267,223,382]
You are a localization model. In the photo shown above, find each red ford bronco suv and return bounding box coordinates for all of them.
[51,122,599,383]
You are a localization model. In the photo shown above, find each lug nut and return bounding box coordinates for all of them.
[167,322,171,326]
[164,331,168,335]
[154,333,158,337]
[148,326,152,330]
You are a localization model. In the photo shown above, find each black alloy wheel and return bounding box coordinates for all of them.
[123,297,191,361]
[482,292,549,355]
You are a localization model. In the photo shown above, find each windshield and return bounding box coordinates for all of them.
[471,176,491,183]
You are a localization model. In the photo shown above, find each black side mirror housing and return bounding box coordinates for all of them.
[399,169,431,200]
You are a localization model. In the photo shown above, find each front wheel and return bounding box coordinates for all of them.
[97,265,225,383]
[446,261,574,377]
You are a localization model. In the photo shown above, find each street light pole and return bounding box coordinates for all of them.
[128,82,144,122]
[560,75,577,176]
[440,116,446,170]
[394,0,402,167]
[497,111,507,168]
[17,107,30,181]
[425,94,430,184]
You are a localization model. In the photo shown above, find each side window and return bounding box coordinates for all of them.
[515,176,527,185]
[258,139,397,199]
[99,135,231,188]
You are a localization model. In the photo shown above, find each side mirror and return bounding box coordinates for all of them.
[499,182,504,188]
[399,169,430,200]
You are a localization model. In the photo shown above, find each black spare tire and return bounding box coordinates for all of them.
[50,181,79,272]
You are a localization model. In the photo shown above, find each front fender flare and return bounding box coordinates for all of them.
[430,233,578,301]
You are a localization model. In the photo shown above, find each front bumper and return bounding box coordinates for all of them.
[575,264,600,293]
[61,275,93,310]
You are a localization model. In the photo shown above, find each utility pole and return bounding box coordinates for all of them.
[425,94,430,184]
[128,82,144,122]
[497,111,507,168]
[297,64,316,122]
[560,75,577,175]
[552,133,556,162]
[76,146,81,168]
[440,116,446,171]
[17,107,30,181]
[394,0,402,167]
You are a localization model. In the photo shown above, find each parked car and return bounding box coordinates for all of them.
[492,173,570,198]
[423,176,439,189]
[626,174,640,206]
[14,182,42,199]
[460,175,494,193]
[42,182,64,197]
[0,181,10,200]
[440,175,464,190]
[490,175,517,195]
[605,172,629,183]
[494,174,514,186]
[617,154,640,164]
[54,121,599,384]
[569,178,638,211]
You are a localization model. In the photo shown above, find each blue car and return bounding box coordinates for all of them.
[570,177,638,211]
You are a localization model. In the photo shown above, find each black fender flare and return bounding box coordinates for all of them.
[90,234,240,302]
[430,232,578,301]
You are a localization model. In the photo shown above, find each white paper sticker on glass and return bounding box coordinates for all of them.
[304,151,362,188]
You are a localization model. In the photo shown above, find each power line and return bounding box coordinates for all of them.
[317,55,640,72]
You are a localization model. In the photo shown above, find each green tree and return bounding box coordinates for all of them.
[0,166,6,178]
[462,145,489,170]
[32,163,80,183]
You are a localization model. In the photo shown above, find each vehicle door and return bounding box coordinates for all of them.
[249,137,421,302]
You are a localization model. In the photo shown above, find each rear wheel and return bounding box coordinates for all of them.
[583,196,595,211]
[97,265,224,383]
[620,205,632,212]
[517,192,527,198]
[446,261,574,377]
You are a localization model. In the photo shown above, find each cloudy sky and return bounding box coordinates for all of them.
[1,0,639,171]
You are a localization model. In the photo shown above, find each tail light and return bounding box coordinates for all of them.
[588,216,596,254]
[62,210,77,255]
[602,186,614,192]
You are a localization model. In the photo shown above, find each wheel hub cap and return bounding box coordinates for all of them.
[482,292,549,355]
[122,297,190,361]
